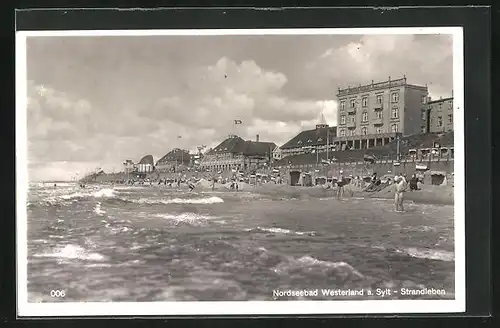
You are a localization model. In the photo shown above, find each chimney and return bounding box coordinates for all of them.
[256,134,260,142]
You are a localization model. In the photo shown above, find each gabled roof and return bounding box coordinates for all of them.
[280,126,337,149]
[206,136,277,157]
[138,155,154,165]
[157,148,190,165]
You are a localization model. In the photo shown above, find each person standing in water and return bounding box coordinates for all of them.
[394,175,408,212]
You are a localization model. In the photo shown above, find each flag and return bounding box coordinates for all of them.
[234,120,242,124]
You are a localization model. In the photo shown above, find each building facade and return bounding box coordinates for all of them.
[427,97,454,133]
[279,113,337,158]
[199,135,276,172]
[336,76,428,138]
[272,146,283,161]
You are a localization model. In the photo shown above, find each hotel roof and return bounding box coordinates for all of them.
[336,76,427,97]
[207,136,276,157]
[138,155,154,165]
[156,148,190,165]
[280,126,337,150]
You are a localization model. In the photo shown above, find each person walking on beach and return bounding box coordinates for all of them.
[409,173,419,191]
[337,170,345,198]
[394,175,408,212]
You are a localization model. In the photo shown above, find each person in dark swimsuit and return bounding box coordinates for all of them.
[337,170,345,198]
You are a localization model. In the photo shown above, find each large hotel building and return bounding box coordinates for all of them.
[336,76,429,141]
[427,97,454,133]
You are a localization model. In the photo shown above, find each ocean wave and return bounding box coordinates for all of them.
[33,244,107,262]
[353,243,454,262]
[154,213,217,225]
[272,255,364,279]
[245,226,316,236]
[134,196,224,205]
[400,247,454,262]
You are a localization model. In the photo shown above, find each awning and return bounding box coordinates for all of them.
[427,170,446,176]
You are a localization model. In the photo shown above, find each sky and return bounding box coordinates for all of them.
[24,32,454,181]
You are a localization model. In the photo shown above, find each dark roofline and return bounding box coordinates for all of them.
[337,76,428,97]
[428,97,453,104]
[280,126,337,150]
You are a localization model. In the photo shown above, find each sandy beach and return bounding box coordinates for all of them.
[191,179,454,206]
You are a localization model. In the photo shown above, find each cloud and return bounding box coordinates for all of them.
[26,56,330,181]
[302,34,453,99]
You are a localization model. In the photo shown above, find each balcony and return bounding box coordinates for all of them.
[373,104,383,110]
[347,121,356,128]
[372,117,384,125]
[347,107,356,114]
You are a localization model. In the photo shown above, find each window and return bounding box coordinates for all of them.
[297,140,302,145]
[362,97,368,107]
[340,115,346,124]
[317,138,323,142]
[421,126,427,133]
[438,103,443,110]
[349,115,356,123]
[448,114,453,125]
[340,129,345,137]
[376,111,383,119]
[391,106,399,119]
[350,99,356,108]
[421,95,427,104]
[340,101,346,111]
[391,124,398,132]
[362,111,368,122]
[350,129,356,136]
[421,110,427,120]
[376,127,383,134]
[437,116,443,127]
[361,127,368,135]
[391,92,399,103]
[307,139,312,143]
[376,94,383,104]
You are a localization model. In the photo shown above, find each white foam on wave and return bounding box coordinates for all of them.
[272,255,364,279]
[135,196,224,205]
[401,247,454,262]
[93,202,106,216]
[92,188,116,198]
[355,243,454,262]
[60,191,88,200]
[33,244,106,261]
[51,188,117,201]
[246,226,316,236]
[154,213,217,225]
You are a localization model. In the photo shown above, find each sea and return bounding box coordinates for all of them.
[26,182,455,302]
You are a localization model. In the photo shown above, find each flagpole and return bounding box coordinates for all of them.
[326,128,329,163]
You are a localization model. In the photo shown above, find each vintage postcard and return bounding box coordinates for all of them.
[16,26,464,316]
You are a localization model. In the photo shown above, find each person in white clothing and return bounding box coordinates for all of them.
[394,175,408,212]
